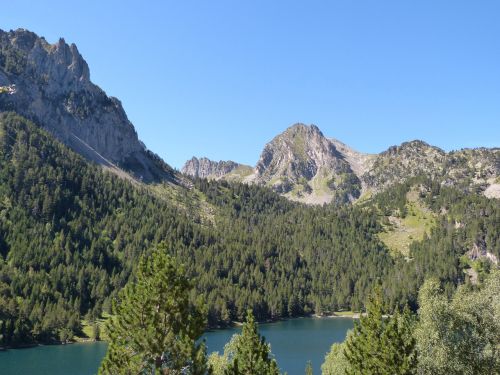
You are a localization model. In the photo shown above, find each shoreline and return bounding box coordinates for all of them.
[313,312,363,319]
[206,311,362,331]
[0,339,103,352]
[3,314,360,350]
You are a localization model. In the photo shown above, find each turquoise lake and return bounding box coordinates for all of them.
[0,317,353,374]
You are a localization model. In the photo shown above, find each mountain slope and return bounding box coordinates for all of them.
[0,28,175,182]
[329,138,376,178]
[361,141,499,196]
[361,140,447,191]
[0,113,398,347]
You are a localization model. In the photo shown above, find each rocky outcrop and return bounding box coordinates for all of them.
[444,148,500,191]
[182,157,242,179]
[0,28,175,182]
[361,142,499,195]
[329,138,376,190]
[361,141,447,191]
[468,241,499,265]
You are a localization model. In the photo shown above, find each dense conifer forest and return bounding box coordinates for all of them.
[0,112,498,351]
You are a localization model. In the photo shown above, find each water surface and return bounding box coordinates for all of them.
[0,341,108,375]
[0,317,353,374]
[204,317,353,374]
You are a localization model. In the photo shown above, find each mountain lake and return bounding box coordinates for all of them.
[0,317,353,374]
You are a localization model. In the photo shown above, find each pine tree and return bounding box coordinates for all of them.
[91,322,100,341]
[380,306,417,375]
[344,288,417,375]
[344,288,385,374]
[225,310,280,375]
[98,244,207,374]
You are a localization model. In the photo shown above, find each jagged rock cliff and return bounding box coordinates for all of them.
[182,157,239,178]
[0,28,175,182]
[181,156,254,182]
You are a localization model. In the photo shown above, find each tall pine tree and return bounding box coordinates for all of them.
[380,306,417,375]
[344,288,417,375]
[225,310,280,375]
[99,244,207,374]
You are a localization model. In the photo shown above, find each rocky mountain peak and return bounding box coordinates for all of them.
[255,123,338,178]
[281,122,323,137]
[361,140,447,190]
[250,123,360,203]
[0,28,174,182]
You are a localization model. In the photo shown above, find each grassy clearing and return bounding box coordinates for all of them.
[290,132,308,161]
[378,189,436,257]
[310,170,333,195]
[149,182,217,225]
[354,189,373,205]
[75,312,111,342]
[332,311,359,317]
[225,165,254,181]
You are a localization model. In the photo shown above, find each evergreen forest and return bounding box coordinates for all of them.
[0,112,498,365]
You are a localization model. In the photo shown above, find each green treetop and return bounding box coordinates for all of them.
[343,287,417,375]
[98,244,207,375]
[224,310,280,375]
[415,270,500,375]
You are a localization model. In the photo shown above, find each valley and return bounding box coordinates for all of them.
[0,26,498,375]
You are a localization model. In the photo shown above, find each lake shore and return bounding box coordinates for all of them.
[315,311,364,319]
[212,311,361,330]
[3,313,359,350]
[1,338,102,351]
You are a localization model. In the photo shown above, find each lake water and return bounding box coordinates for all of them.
[0,317,353,374]
[204,317,353,374]
[0,341,109,375]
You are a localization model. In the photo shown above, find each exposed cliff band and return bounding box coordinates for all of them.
[0,28,175,183]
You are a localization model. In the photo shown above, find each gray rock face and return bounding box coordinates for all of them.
[254,124,332,182]
[0,28,174,182]
[250,123,361,203]
[182,157,241,179]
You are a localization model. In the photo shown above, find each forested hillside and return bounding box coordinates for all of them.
[0,113,392,347]
[0,112,498,349]
[372,178,500,308]
[0,112,187,346]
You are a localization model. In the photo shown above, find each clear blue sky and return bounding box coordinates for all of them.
[2,1,499,168]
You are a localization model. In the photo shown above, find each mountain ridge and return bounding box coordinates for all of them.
[182,124,500,204]
[1,28,497,203]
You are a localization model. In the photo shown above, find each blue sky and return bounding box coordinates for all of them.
[2,1,499,168]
